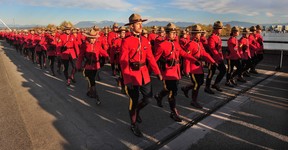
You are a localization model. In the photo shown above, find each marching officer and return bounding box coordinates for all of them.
[225,26,246,87]
[108,23,119,76]
[181,25,216,109]
[95,26,109,81]
[77,29,109,105]
[248,26,260,74]
[148,26,158,48]
[34,29,47,69]
[111,26,127,93]
[46,27,58,76]
[154,23,198,121]
[142,29,148,39]
[27,29,37,64]
[59,23,79,86]
[205,21,226,94]
[239,28,252,77]
[254,25,264,72]
[120,13,162,137]
[153,27,166,54]
[179,29,190,77]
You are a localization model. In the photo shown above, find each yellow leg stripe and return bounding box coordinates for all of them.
[85,77,91,88]
[208,64,213,79]
[125,86,133,110]
[192,74,198,91]
[163,80,168,91]
[82,68,86,77]
[168,90,173,98]
[228,60,231,73]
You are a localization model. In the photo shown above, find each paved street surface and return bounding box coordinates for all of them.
[0,40,287,150]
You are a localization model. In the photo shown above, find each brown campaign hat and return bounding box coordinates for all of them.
[256,25,262,30]
[165,23,177,32]
[213,20,224,29]
[190,24,205,33]
[157,27,165,33]
[231,26,240,32]
[181,29,187,35]
[113,23,119,28]
[72,28,78,33]
[124,13,147,26]
[242,28,250,34]
[63,23,73,30]
[151,25,157,30]
[142,29,148,34]
[83,29,98,38]
[117,26,127,32]
[250,26,256,31]
[93,25,100,31]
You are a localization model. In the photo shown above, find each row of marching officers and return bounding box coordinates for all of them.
[0,13,264,137]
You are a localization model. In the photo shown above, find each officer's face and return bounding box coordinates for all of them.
[120,31,126,38]
[243,33,248,38]
[195,33,201,39]
[89,38,96,44]
[234,31,239,36]
[65,29,71,35]
[168,31,177,40]
[132,21,143,34]
[215,28,222,34]
[113,27,119,32]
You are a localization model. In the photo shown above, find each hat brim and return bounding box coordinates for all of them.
[213,26,226,29]
[124,19,147,26]
[64,27,72,30]
[117,29,126,33]
[190,30,205,33]
[83,33,97,38]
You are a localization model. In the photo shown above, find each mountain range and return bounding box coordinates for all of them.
[1,21,287,29]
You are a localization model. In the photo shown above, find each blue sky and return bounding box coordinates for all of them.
[0,0,287,26]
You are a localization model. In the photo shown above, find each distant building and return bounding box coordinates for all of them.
[284,25,288,31]
[275,25,283,32]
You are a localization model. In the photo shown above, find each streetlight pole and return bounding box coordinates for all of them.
[0,18,12,31]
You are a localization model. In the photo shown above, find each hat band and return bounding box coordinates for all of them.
[130,19,144,23]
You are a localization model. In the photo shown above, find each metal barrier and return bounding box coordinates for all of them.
[222,39,288,70]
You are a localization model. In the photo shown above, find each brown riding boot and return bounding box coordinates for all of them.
[190,90,202,109]
[154,89,169,107]
[168,96,182,122]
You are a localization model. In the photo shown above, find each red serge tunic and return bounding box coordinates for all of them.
[59,33,80,60]
[226,36,241,60]
[120,35,160,86]
[248,34,260,57]
[185,39,215,74]
[154,40,197,80]
[239,37,251,60]
[255,33,264,54]
[46,35,58,56]
[207,33,223,64]
[77,40,109,70]
[111,38,123,64]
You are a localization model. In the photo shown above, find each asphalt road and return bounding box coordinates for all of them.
[0,40,287,150]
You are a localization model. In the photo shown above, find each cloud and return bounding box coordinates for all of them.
[11,0,133,10]
[170,0,288,17]
[144,16,174,22]
[266,12,274,17]
[130,5,154,13]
